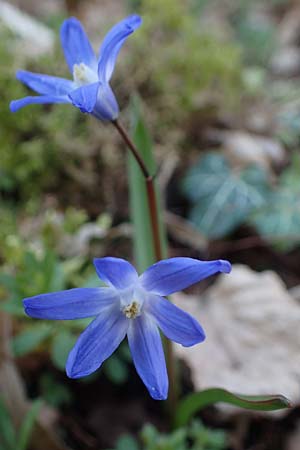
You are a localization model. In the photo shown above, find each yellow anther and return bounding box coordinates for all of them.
[73,63,88,84]
[73,63,98,87]
[123,301,140,319]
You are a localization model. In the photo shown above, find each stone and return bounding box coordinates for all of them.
[174,265,300,413]
[0,1,54,57]
[271,47,300,77]
[223,131,285,170]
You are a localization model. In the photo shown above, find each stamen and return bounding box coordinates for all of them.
[123,301,141,319]
[73,63,98,87]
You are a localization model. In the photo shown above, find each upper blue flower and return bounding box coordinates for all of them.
[10,15,142,121]
[23,256,231,400]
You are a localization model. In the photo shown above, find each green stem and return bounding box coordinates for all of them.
[112,119,177,413]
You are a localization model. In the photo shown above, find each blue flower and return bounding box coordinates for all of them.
[23,257,231,400]
[10,15,142,121]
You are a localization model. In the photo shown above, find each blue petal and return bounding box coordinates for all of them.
[60,17,97,73]
[140,258,231,296]
[147,295,205,347]
[10,95,70,112]
[92,83,119,121]
[127,315,168,400]
[68,82,99,113]
[23,287,117,320]
[16,70,74,95]
[98,15,142,82]
[66,305,128,378]
[93,257,138,290]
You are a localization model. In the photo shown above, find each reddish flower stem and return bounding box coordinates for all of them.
[112,119,177,413]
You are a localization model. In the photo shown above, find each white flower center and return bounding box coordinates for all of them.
[73,63,98,87]
[122,300,141,319]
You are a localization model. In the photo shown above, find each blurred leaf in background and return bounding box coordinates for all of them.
[182,153,270,238]
[0,397,41,450]
[232,1,277,66]
[39,374,72,408]
[251,153,300,250]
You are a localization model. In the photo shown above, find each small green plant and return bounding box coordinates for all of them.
[108,420,227,450]
[141,420,226,450]
[1,232,129,383]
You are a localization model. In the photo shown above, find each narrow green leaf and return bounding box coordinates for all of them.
[0,397,16,449]
[128,95,167,272]
[12,324,53,357]
[175,388,292,427]
[16,399,42,450]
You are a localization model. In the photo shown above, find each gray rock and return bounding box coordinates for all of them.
[0,1,54,57]
[174,265,299,413]
[271,47,300,77]
[223,131,285,169]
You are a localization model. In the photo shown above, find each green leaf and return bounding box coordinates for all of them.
[16,399,42,450]
[42,251,65,292]
[0,273,17,292]
[251,154,300,250]
[251,190,300,250]
[182,153,270,238]
[115,435,139,450]
[175,388,292,427]
[0,397,16,449]
[189,420,227,449]
[50,330,77,370]
[39,374,72,408]
[1,297,24,316]
[12,324,53,357]
[128,95,167,272]
[236,16,276,65]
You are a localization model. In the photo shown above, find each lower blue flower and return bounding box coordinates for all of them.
[23,256,231,400]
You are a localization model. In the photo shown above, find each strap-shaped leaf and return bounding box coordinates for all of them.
[16,400,42,450]
[0,397,16,449]
[175,388,292,427]
[128,96,167,272]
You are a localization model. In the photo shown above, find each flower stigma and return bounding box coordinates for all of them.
[122,300,141,319]
[73,63,98,87]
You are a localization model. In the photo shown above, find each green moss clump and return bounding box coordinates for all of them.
[0,28,90,200]
[131,0,242,124]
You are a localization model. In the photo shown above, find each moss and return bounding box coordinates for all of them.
[130,0,242,126]
[0,28,90,200]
